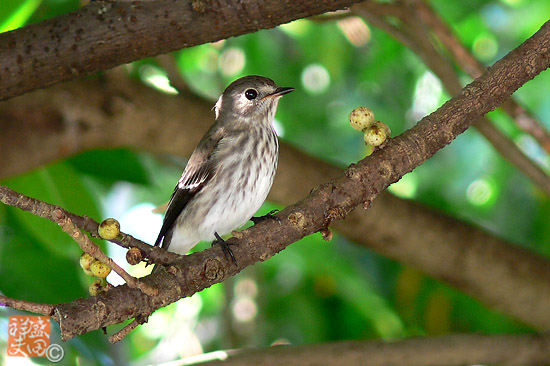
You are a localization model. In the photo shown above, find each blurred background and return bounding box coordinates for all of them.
[0,0,549,364]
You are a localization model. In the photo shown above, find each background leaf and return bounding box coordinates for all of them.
[67,149,150,185]
[3,162,103,259]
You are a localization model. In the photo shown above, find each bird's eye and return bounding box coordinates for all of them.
[245,89,258,100]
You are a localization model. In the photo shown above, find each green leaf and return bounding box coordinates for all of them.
[0,215,111,365]
[0,0,42,33]
[0,222,85,304]
[3,162,102,259]
[67,148,150,185]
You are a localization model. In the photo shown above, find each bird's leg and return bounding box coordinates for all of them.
[212,232,237,265]
[250,209,281,225]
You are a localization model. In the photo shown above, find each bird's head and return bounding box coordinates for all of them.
[214,75,294,124]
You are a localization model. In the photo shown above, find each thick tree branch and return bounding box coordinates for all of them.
[0,0,362,101]
[2,51,550,333]
[412,0,550,153]
[352,2,550,195]
[0,19,543,339]
[198,333,550,366]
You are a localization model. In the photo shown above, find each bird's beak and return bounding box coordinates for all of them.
[265,86,295,99]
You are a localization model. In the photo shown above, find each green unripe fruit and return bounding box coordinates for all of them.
[90,260,112,278]
[98,218,120,240]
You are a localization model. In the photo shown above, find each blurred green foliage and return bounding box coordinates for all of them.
[1,0,549,365]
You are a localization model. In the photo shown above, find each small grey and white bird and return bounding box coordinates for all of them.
[153,76,293,269]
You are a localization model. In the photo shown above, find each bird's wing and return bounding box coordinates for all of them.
[154,124,225,248]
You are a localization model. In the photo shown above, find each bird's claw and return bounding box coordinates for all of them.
[250,209,281,225]
[212,232,237,265]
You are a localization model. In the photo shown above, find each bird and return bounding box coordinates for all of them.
[152,75,294,271]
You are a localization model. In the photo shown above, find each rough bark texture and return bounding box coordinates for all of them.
[3,73,550,331]
[41,20,550,339]
[200,334,550,366]
[352,2,550,195]
[0,0,362,101]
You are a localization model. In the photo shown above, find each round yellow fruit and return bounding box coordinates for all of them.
[89,279,104,296]
[364,121,390,147]
[98,218,121,240]
[90,260,112,278]
[79,253,94,276]
[349,107,375,131]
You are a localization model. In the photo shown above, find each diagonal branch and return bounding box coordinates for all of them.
[0,0,363,101]
[412,0,550,153]
[52,209,157,296]
[352,2,550,195]
[0,185,182,267]
[2,20,550,335]
[2,66,550,334]
[32,20,550,340]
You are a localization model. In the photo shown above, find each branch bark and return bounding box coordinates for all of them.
[0,295,54,316]
[1,19,544,340]
[411,0,550,153]
[197,333,550,366]
[352,2,550,195]
[0,185,182,266]
[0,0,362,101]
[1,46,550,334]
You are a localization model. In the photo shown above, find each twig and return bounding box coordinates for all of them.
[411,0,484,78]
[412,0,550,153]
[351,2,417,51]
[351,2,550,195]
[0,185,181,267]
[308,10,353,23]
[154,54,192,95]
[473,119,550,193]
[0,295,55,316]
[108,314,149,343]
[51,209,158,297]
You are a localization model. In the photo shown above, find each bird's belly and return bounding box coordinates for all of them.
[170,163,275,254]
[201,166,274,239]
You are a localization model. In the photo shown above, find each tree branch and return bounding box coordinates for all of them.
[0,295,54,316]
[0,19,544,340]
[0,0,363,101]
[352,2,550,196]
[2,46,550,333]
[0,185,182,267]
[412,0,550,153]
[196,333,550,366]
[52,209,157,296]
[108,315,148,344]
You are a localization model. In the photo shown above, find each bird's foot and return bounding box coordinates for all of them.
[212,232,237,265]
[250,209,281,225]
